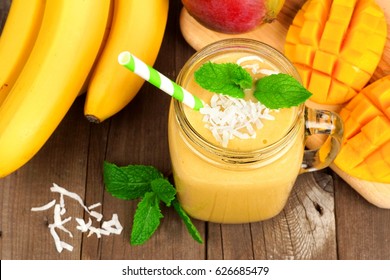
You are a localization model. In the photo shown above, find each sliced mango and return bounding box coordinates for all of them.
[285,0,387,105]
[334,75,390,183]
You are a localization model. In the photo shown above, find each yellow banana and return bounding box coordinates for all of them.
[0,0,111,178]
[0,0,46,106]
[84,0,169,123]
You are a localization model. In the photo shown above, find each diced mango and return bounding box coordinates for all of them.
[294,64,312,88]
[326,80,352,105]
[330,0,355,19]
[313,50,337,75]
[334,75,390,183]
[343,115,361,139]
[299,21,322,46]
[344,91,364,110]
[319,21,346,54]
[308,71,331,103]
[349,94,382,125]
[295,44,315,65]
[292,9,305,27]
[334,144,364,170]
[334,60,372,90]
[339,107,351,121]
[348,133,377,159]
[366,151,390,179]
[284,0,387,105]
[285,25,302,45]
[381,142,390,165]
[303,1,326,22]
[362,77,390,115]
[361,116,390,146]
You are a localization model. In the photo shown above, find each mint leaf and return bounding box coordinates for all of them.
[194,62,252,98]
[254,73,312,109]
[172,199,203,244]
[151,178,176,207]
[103,161,204,245]
[103,161,163,200]
[131,192,163,245]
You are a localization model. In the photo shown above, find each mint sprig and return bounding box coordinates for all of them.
[254,73,312,109]
[103,161,203,245]
[131,192,163,245]
[194,61,252,98]
[194,62,312,109]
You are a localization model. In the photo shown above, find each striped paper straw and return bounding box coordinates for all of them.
[118,51,204,110]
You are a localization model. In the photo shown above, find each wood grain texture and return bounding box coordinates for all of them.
[0,0,390,260]
[335,177,390,260]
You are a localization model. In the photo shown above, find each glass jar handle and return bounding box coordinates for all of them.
[300,107,344,173]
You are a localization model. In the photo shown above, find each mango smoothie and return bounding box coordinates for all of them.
[168,39,342,224]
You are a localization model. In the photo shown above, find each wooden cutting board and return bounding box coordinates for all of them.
[180,0,390,208]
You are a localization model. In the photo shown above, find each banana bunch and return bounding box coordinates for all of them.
[0,0,169,178]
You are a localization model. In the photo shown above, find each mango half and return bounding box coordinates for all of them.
[285,0,387,105]
[334,75,390,183]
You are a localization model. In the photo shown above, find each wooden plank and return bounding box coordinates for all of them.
[80,120,111,259]
[335,176,390,259]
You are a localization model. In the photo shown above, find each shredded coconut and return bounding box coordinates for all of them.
[200,94,275,147]
[31,183,123,253]
[31,199,56,211]
[198,56,282,147]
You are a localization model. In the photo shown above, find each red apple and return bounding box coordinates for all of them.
[182,0,285,34]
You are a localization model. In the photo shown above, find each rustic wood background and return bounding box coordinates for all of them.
[0,0,389,260]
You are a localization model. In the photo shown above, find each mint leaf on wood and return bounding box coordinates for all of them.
[194,62,252,98]
[131,192,163,245]
[103,162,203,245]
[103,161,163,200]
[151,178,176,207]
[254,73,312,109]
[172,199,203,244]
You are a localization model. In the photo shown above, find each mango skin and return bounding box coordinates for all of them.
[334,75,390,183]
[285,0,387,105]
[181,0,285,34]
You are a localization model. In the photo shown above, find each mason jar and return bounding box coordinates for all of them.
[168,39,343,223]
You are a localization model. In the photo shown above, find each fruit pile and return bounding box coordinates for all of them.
[0,0,169,178]
[284,0,390,185]
[285,0,387,105]
[334,76,390,183]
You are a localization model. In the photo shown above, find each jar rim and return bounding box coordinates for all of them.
[174,38,304,161]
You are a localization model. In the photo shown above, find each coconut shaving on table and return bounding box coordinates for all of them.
[200,56,279,148]
[31,183,123,253]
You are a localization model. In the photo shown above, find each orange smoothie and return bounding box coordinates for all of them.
[168,49,305,223]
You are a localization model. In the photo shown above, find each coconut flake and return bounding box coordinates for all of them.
[101,214,123,235]
[90,210,103,222]
[87,226,110,238]
[88,202,101,210]
[76,218,92,232]
[200,94,275,147]
[32,183,123,253]
[50,183,90,214]
[31,199,56,211]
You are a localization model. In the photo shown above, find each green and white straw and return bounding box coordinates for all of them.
[118,51,204,110]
